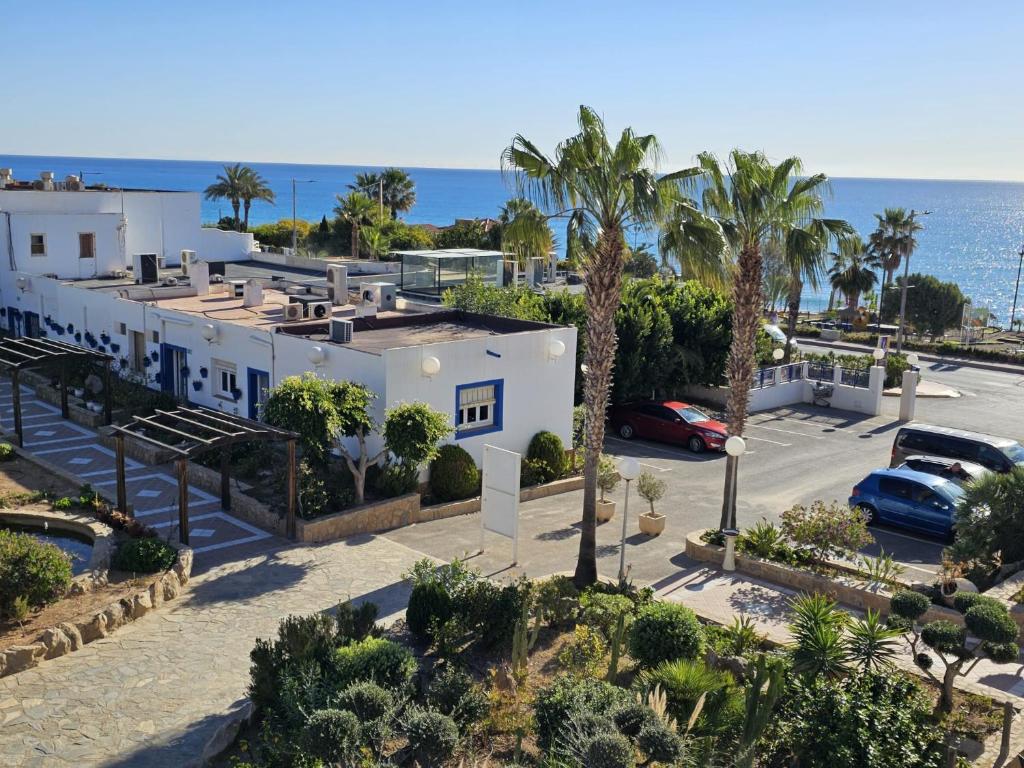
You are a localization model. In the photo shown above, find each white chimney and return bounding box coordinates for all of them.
[242,279,264,307]
[190,261,210,296]
[40,171,55,191]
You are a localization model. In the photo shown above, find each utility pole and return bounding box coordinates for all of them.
[896,209,930,354]
[379,178,384,221]
[291,179,315,254]
[1011,243,1024,335]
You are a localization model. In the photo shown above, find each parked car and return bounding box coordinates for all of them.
[609,400,727,453]
[849,467,964,539]
[897,455,989,485]
[890,423,1024,473]
[763,323,799,351]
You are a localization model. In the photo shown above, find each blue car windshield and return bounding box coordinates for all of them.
[1004,442,1024,464]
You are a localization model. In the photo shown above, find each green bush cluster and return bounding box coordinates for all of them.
[0,442,14,461]
[534,675,633,750]
[0,528,73,619]
[407,581,453,640]
[627,601,704,668]
[112,537,176,573]
[526,430,567,483]
[333,636,417,691]
[429,443,480,502]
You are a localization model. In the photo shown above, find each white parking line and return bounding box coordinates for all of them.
[744,434,791,447]
[605,435,691,461]
[746,423,824,440]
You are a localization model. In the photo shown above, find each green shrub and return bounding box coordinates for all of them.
[53,496,74,510]
[407,581,453,640]
[534,676,632,750]
[429,444,480,502]
[637,659,742,734]
[586,732,636,768]
[248,612,338,714]
[405,708,460,768]
[332,637,417,691]
[558,624,608,676]
[337,680,395,721]
[527,430,567,482]
[0,442,14,461]
[534,575,580,627]
[427,665,489,727]
[0,529,72,618]
[581,592,634,638]
[611,701,660,738]
[112,537,176,573]
[520,457,549,488]
[454,577,531,649]
[628,601,703,668]
[637,722,683,763]
[964,603,1019,644]
[335,599,379,645]
[952,592,1004,615]
[370,461,419,498]
[890,589,930,622]
[300,709,361,764]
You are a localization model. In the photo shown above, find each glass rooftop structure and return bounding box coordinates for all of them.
[395,248,507,296]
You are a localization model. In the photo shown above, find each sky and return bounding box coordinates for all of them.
[4,1,1024,181]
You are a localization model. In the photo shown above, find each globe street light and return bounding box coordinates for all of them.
[617,456,640,582]
[720,436,746,532]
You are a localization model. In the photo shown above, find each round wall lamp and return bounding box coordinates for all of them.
[872,348,885,361]
[307,345,325,365]
[772,347,784,361]
[421,355,441,377]
[548,338,566,360]
[200,323,218,342]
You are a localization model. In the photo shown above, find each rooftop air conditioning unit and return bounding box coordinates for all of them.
[282,303,304,322]
[242,279,264,308]
[210,274,224,283]
[229,280,246,298]
[64,175,83,191]
[305,301,332,320]
[359,281,397,311]
[40,171,55,191]
[156,256,167,270]
[330,318,354,344]
[285,285,309,296]
[133,253,159,284]
[326,264,349,305]
[180,250,197,275]
[161,276,179,287]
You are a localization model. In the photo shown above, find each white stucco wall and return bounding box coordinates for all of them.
[2,212,123,277]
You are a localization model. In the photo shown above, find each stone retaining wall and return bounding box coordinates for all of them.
[0,544,194,679]
[30,383,108,428]
[296,493,422,543]
[184,462,287,537]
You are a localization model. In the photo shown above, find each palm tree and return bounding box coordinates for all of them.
[348,168,417,219]
[828,236,879,309]
[334,192,377,259]
[502,106,713,586]
[680,151,837,530]
[204,163,247,231]
[494,198,554,269]
[238,168,275,232]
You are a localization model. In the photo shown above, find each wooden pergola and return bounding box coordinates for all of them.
[109,407,298,545]
[0,337,113,446]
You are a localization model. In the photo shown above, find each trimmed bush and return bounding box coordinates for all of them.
[428,665,489,726]
[405,708,459,768]
[581,591,634,638]
[429,444,480,502]
[611,701,660,738]
[628,601,704,668]
[637,722,683,763]
[300,709,361,764]
[337,680,394,721]
[407,580,453,640]
[527,430,567,483]
[332,637,417,691]
[112,537,176,573]
[921,621,966,653]
[454,577,531,649]
[534,575,580,627]
[964,603,1019,644]
[0,529,73,618]
[586,732,636,768]
[335,599,378,644]
[952,592,1004,615]
[890,589,930,622]
[534,675,632,750]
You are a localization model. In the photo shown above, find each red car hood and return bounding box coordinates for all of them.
[693,419,728,436]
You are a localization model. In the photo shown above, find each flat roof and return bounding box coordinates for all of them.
[391,248,507,259]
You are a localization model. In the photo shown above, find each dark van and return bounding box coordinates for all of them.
[890,424,1024,473]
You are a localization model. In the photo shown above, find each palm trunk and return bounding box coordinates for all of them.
[720,241,763,530]
[827,287,836,313]
[574,228,626,588]
[783,275,802,364]
[243,200,251,232]
[351,224,360,259]
[231,200,241,231]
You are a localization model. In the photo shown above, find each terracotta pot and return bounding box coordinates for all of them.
[596,499,616,523]
[638,512,666,536]
[939,578,978,607]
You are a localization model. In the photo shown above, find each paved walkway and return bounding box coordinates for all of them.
[0,535,424,768]
[0,379,281,572]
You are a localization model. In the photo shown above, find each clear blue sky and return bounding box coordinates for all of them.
[6,1,1023,181]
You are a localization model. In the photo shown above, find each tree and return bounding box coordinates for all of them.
[238,167,275,231]
[501,106,716,586]
[624,243,659,278]
[261,374,341,465]
[828,236,879,309]
[382,402,452,470]
[612,283,674,403]
[434,220,491,250]
[204,163,248,231]
[334,192,378,259]
[251,219,312,248]
[868,207,925,286]
[949,465,1024,567]
[880,273,965,341]
[348,168,416,219]
[492,198,554,268]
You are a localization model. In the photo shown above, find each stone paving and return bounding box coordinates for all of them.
[0,535,425,768]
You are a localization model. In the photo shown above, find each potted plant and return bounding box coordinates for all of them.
[936,555,977,606]
[192,380,203,392]
[637,471,667,536]
[596,454,619,522]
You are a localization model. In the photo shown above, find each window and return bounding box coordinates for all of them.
[151,330,160,343]
[456,380,502,436]
[30,234,46,257]
[78,233,96,259]
[879,477,912,499]
[117,322,127,335]
[213,360,238,399]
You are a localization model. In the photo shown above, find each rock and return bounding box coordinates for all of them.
[130,591,153,620]
[40,628,72,660]
[718,654,750,680]
[173,548,193,585]
[57,622,83,651]
[77,612,108,643]
[69,581,87,596]
[3,644,46,675]
[102,602,126,632]
[148,580,164,608]
[0,651,6,677]
[161,573,180,601]
[92,571,109,588]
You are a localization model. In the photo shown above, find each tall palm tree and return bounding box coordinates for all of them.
[494,198,554,269]
[680,151,839,531]
[868,207,925,286]
[502,106,714,586]
[828,236,879,309]
[334,192,377,259]
[204,163,247,231]
[238,168,275,232]
[348,168,417,219]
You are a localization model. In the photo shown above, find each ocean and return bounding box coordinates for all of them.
[2,154,1023,315]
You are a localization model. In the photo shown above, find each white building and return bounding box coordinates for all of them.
[0,170,577,463]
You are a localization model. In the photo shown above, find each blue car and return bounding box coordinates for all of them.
[849,468,964,540]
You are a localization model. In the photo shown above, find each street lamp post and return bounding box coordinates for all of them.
[896,209,930,354]
[291,179,315,253]
[617,456,640,583]
[719,436,747,532]
[1011,244,1024,336]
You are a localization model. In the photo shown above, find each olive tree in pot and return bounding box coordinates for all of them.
[596,454,619,523]
[637,471,667,536]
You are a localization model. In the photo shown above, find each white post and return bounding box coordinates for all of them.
[899,369,919,422]
[618,479,631,582]
[723,529,739,572]
[868,364,885,417]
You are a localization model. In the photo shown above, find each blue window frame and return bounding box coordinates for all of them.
[455,379,503,439]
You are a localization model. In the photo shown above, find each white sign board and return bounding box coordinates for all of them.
[481,444,521,563]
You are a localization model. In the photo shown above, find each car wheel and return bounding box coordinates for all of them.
[855,504,875,526]
[619,423,635,440]
[688,436,705,453]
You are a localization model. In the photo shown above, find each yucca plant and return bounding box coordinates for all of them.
[846,608,902,673]
[788,594,850,679]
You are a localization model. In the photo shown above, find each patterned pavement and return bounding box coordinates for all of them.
[0,380,283,571]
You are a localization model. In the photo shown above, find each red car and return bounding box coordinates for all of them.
[610,400,728,453]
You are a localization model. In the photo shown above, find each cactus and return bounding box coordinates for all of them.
[734,657,784,768]
[511,595,539,677]
[606,610,626,682]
